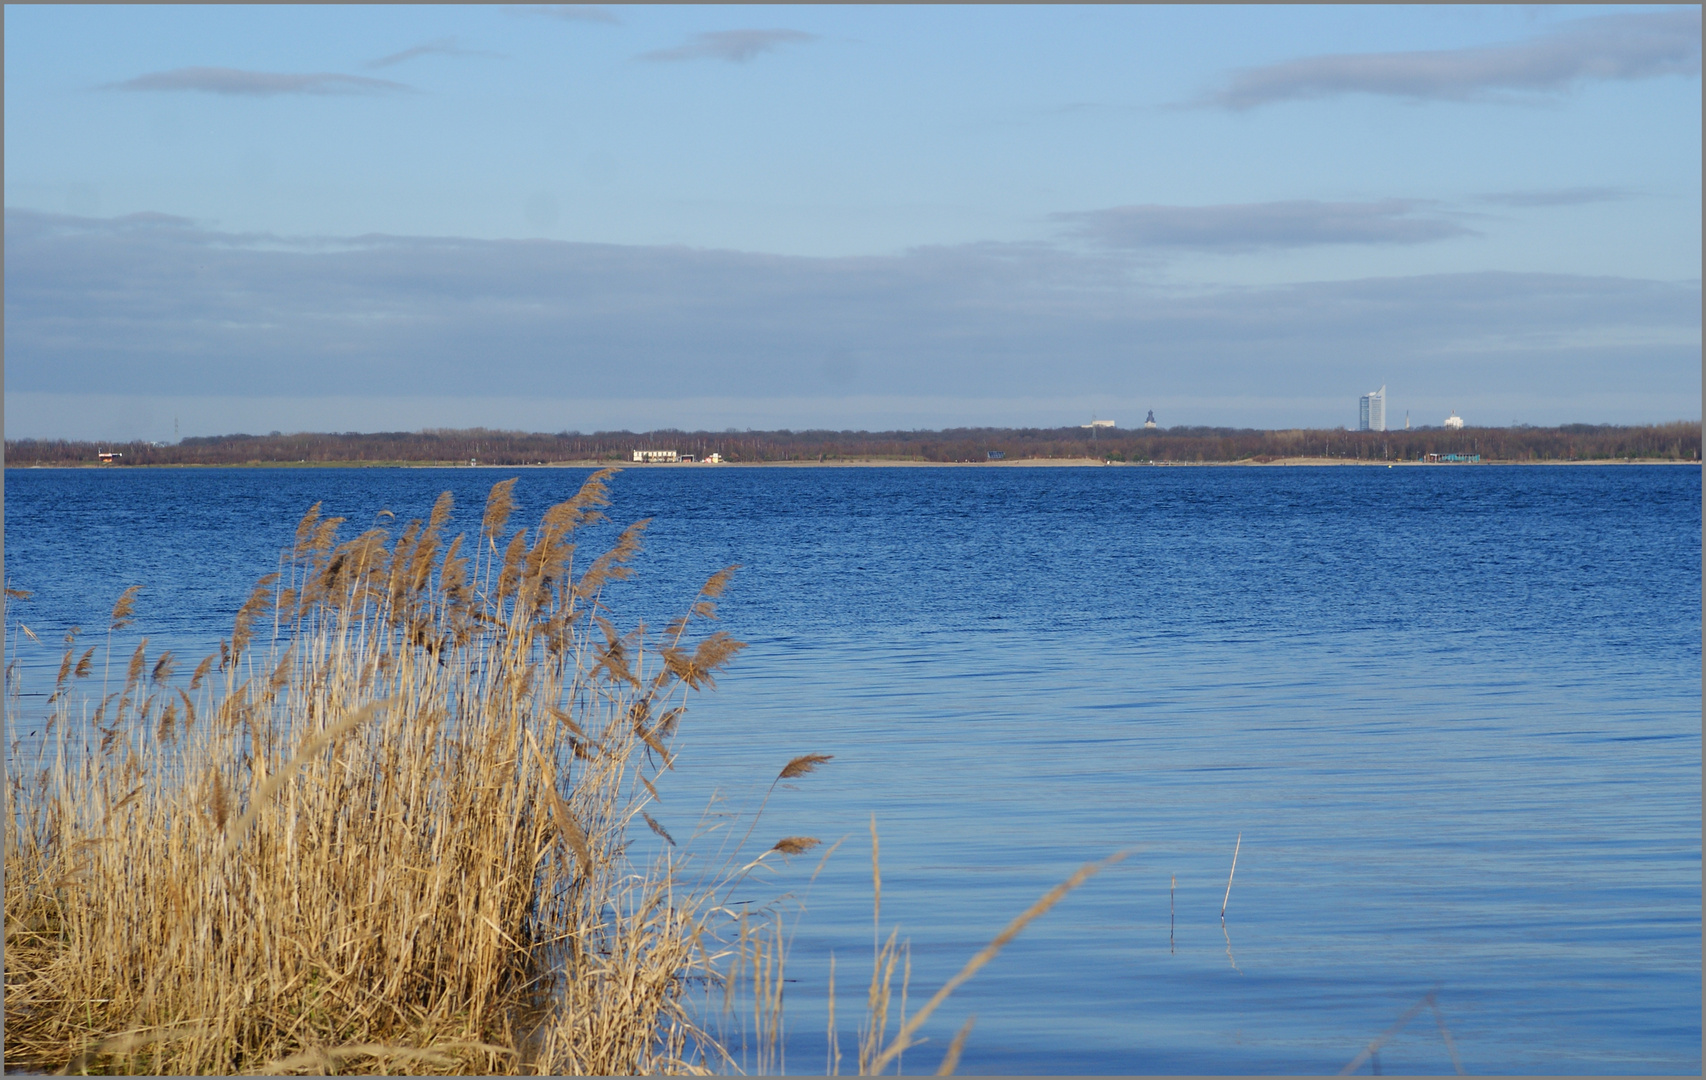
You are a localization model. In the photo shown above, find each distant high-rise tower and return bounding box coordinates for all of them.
[1144,409,1158,429]
[1358,386,1386,432]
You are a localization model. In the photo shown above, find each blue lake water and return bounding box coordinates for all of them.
[4,464,1700,1074]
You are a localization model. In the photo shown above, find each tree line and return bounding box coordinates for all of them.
[6,421,1699,466]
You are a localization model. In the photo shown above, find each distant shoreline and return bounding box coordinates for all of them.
[11,422,1695,469]
[9,457,1698,470]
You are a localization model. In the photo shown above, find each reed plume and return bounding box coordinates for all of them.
[779,753,833,780]
[109,585,141,632]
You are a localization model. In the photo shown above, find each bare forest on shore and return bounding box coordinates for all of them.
[7,421,1700,468]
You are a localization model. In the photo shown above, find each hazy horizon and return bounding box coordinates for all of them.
[5,5,1700,440]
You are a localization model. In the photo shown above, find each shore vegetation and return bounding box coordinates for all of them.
[6,421,1699,467]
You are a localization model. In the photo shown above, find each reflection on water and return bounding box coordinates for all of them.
[4,464,1700,1074]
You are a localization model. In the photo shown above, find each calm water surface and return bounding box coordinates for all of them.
[5,464,1700,1074]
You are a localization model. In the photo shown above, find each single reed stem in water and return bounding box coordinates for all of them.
[1221,832,1241,921]
[827,952,841,1077]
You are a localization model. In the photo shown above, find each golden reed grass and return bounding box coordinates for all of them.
[4,471,828,1075]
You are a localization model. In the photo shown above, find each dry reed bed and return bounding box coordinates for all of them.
[3,470,823,1075]
[5,470,1123,1076]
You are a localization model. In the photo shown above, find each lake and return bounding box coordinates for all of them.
[4,463,1700,1074]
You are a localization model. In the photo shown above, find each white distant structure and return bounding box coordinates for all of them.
[1444,412,1465,430]
[1144,409,1158,430]
[704,452,723,463]
[1081,417,1116,429]
[1358,386,1386,432]
[632,449,680,463]
[1404,411,1411,430]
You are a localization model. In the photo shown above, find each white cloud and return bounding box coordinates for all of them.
[107,67,413,96]
[1476,187,1630,208]
[1055,200,1473,251]
[637,29,817,64]
[1201,10,1701,109]
[365,39,502,70]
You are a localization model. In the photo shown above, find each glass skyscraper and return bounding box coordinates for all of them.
[1359,385,1386,431]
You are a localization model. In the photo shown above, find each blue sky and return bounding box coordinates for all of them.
[4,4,1700,438]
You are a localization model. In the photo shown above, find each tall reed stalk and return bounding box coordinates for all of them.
[4,471,818,1075]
